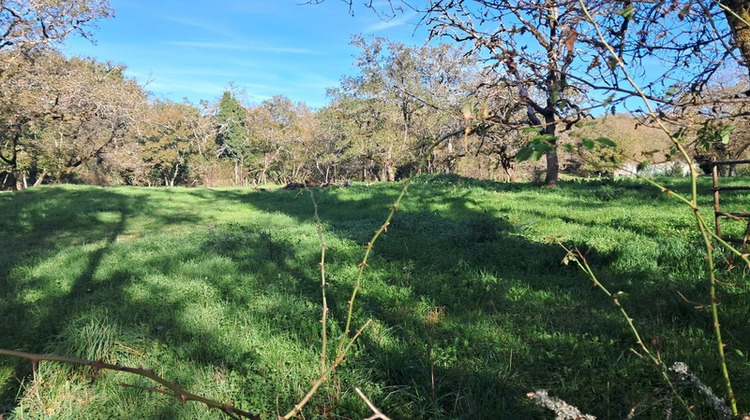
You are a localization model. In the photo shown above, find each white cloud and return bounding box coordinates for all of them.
[164,40,322,55]
[162,16,234,37]
[256,45,322,55]
[148,79,227,97]
[165,41,248,50]
[363,11,419,33]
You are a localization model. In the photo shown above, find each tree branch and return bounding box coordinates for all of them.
[0,349,261,419]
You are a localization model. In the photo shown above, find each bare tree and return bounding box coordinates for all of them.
[0,0,114,188]
[329,36,502,180]
[576,1,748,112]
[0,0,112,53]
[0,50,146,188]
[316,0,750,185]
[436,2,600,185]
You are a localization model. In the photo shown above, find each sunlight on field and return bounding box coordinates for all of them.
[1,177,749,418]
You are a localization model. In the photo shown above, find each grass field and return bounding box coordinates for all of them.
[1,175,749,419]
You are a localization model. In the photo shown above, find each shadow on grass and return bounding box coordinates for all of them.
[0,187,272,415]
[199,181,678,417]
[0,187,132,411]
[227,176,748,418]
[1,178,748,418]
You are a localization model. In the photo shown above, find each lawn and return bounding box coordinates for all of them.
[1,175,749,419]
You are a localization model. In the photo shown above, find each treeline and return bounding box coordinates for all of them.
[0,38,531,190]
[3,37,749,190]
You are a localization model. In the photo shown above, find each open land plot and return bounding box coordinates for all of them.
[1,175,749,419]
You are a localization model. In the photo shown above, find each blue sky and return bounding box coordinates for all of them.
[61,0,427,109]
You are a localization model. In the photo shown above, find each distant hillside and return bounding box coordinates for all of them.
[571,114,675,163]
[559,114,693,177]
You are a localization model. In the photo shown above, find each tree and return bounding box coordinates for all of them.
[0,0,115,189]
[250,95,316,184]
[577,1,748,114]
[685,84,750,174]
[324,88,396,181]
[428,1,599,186]
[330,36,490,181]
[311,105,353,183]
[467,119,527,181]
[722,0,750,72]
[214,91,252,185]
[0,0,112,53]
[0,50,146,188]
[321,0,750,185]
[318,1,595,185]
[139,101,202,186]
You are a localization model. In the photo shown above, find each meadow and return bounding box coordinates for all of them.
[1,175,749,419]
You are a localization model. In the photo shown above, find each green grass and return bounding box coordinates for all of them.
[1,176,749,419]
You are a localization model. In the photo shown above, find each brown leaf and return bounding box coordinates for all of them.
[587,55,601,72]
[564,29,578,54]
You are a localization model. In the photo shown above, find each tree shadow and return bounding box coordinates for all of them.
[230,181,669,417]
[1,179,746,418]
[0,187,294,416]
[225,177,747,418]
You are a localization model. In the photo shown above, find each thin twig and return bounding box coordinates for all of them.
[558,244,694,418]
[308,189,330,376]
[355,387,392,420]
[579,1,739,415]
[0,349,260,419]
[287,173,420,418]
[280,320,372,420]
[339,184,409,350]
[637,177,750,268]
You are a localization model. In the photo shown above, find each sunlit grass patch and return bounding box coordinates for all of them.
[1,177,749,418]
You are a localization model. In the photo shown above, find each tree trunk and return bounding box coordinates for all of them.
[544,151,559,186]
[518,82,559,187]
[542,111,559,187]
[0,132,21,190]
[169,162,181,187]
[234,160,240,185]
[33,169,47,187]
[385,163,395,182]
[722,0,750,74]
[384,148,395,182]
[12,171,23,190]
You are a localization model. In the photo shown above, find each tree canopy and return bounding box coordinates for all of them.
[0,0,112,52]
[2,0,750,189]
[319,0,750,185]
